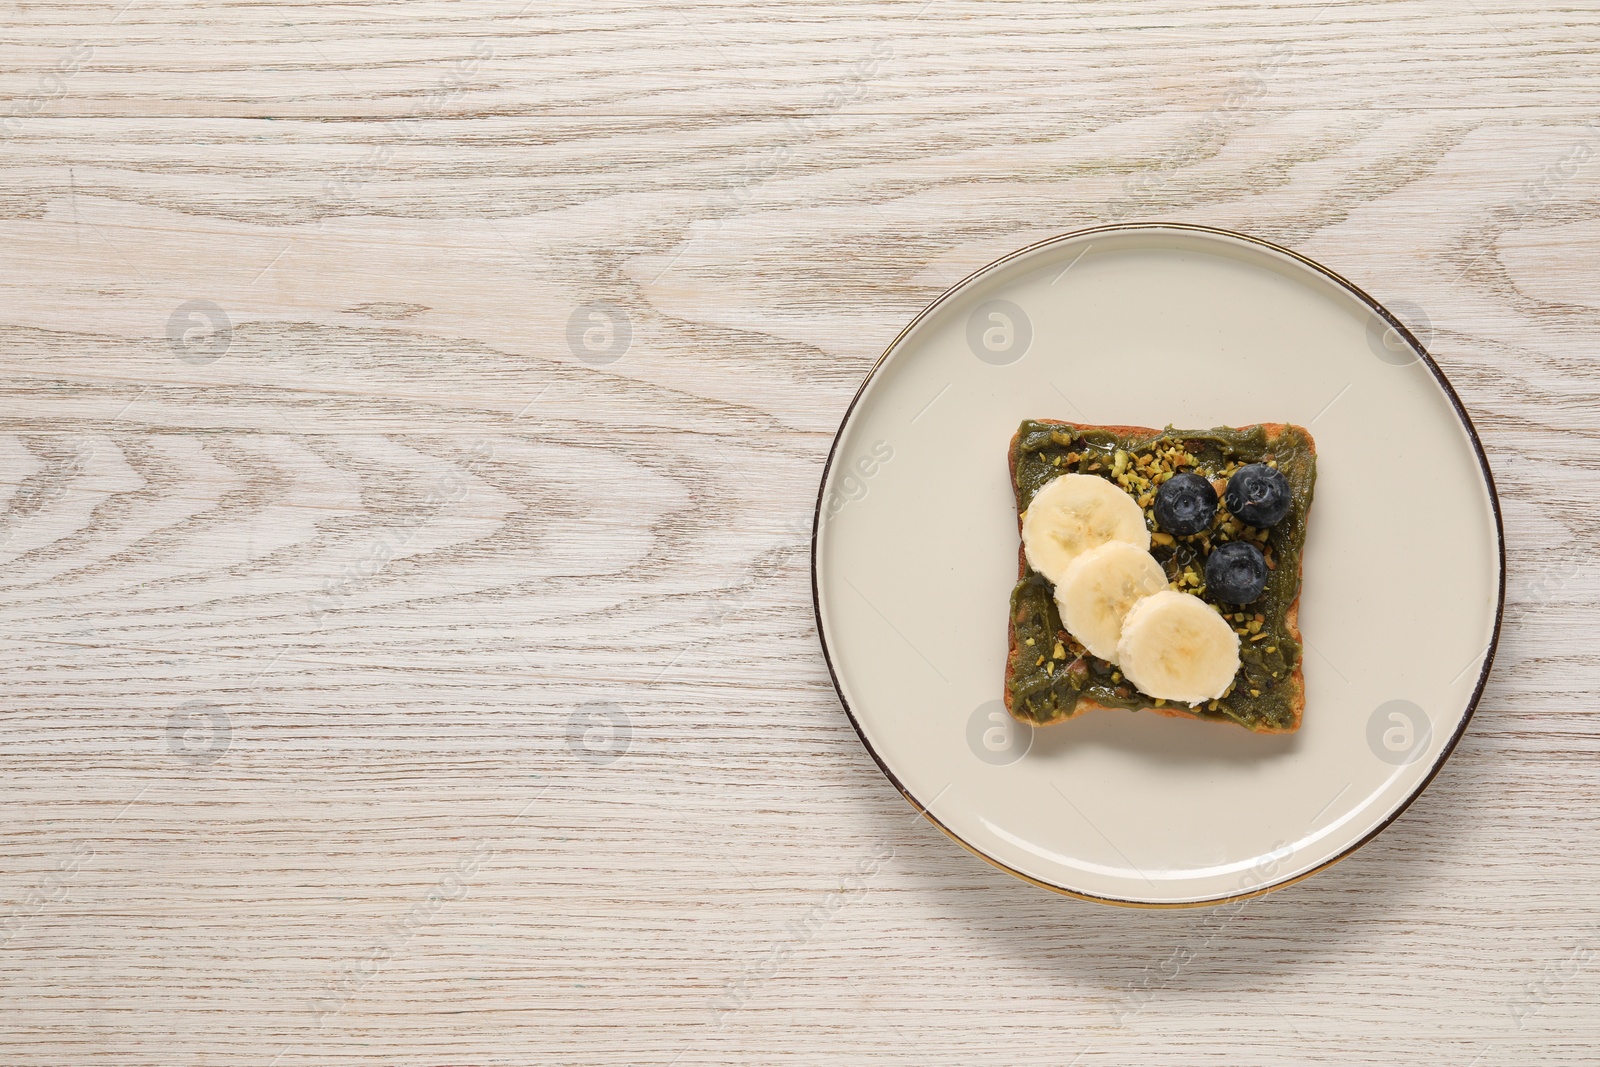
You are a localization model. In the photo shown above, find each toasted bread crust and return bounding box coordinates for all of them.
[1004,420,1314,734]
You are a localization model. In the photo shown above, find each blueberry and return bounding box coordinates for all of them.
[1224,463,1292,527]
[1152,472,1218,536]
[1205,541,1268,604]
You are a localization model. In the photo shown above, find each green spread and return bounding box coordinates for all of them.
[1007,420,1317,732]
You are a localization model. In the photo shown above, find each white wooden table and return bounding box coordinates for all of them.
[1,3,1597,1064]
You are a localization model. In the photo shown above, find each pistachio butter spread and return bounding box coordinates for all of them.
[1007,420,1317,732]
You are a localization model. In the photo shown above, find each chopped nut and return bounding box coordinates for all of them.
[1151,532,1175,546]
[1250,632,1268,642]
[1250,688,1261,697]
[1036,655,1045,666]
[1025,637,1035,646]
[1112,450,1128,476]
[1248,620,1262,633]
[1052,641,1066,660]
[1266,646,1277,654]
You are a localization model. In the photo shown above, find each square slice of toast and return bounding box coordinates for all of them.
[1005,420,1317,734]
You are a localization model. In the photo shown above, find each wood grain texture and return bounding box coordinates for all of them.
[1,2,1598,1064]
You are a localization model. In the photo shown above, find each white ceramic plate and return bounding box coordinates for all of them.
[812,224,1503,907]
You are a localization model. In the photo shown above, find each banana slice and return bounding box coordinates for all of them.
[1021,473,1149,586]
[1116,590,1242,705]
[1054,541,1168,663]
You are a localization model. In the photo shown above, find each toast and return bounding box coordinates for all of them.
[1004,419,1317,734]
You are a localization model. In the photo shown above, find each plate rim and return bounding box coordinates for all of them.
[808,221,1507,908]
